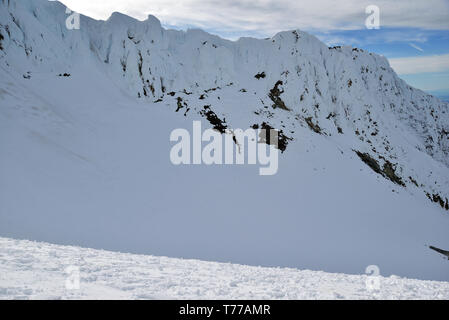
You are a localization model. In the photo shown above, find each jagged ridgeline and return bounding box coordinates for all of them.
[0,0,448,211]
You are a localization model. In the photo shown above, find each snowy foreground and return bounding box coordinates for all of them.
[0,237,448,300]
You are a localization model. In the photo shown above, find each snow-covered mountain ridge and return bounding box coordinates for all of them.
[1,0,448,209]
[1,237,448,300]
[1,0,449,282]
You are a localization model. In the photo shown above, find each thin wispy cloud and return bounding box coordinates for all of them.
[409,43,424,52]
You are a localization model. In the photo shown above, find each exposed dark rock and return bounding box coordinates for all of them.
[199,105,227,134]
[409,176,419,187]
[326,112,336,119]
[120,59,127,73]
[305,117,321,134]
[355,151,382,175]
[149,83,155,96]
[259,122,291,153]
[292,30,300,42]
[254,72,266,79]
[382,161,405,186]
[355,151,405,186]
[205,87,219,93]
[137,51,143,77]
[175,97,185,112]
[432,194,446,209]
[269,80,290,111]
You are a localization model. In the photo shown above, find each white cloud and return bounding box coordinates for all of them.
[389,54,449,75]
[57,0,449,38]
[409,43,424,52]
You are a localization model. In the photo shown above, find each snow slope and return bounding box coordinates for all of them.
[0,0,449,282]
[1,237,448,300]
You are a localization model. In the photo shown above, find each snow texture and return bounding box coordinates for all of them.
[1,237,448,300]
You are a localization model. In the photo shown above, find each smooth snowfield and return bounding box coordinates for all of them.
[1,237,448,300]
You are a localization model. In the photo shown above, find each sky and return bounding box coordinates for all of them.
[56,0,449,99]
